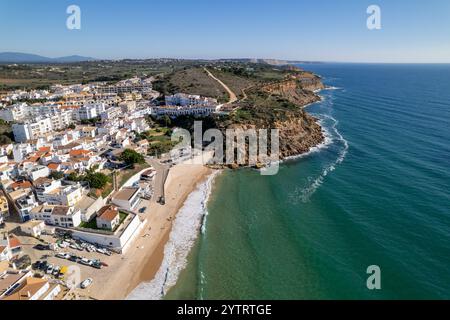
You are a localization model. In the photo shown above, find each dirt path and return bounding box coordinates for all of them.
[204,68,237,104]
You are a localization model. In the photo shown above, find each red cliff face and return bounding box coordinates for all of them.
[216,75,325,166]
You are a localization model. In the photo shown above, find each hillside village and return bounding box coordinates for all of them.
[0,74,221,300]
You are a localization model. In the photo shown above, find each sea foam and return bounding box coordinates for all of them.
[127,171,220,300]
[288,89,349,203]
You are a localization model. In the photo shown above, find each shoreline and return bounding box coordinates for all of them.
[89,161,213,300]
[99,84,330,300]
[126,169,220,300]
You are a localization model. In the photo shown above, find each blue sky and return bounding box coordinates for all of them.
[1,0,450,62]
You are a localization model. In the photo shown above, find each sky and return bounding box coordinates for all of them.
[1,0,450,62]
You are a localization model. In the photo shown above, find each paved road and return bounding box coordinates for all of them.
[204,67,238,104]
[145,157,170,203]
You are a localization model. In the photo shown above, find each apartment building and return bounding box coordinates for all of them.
[15,193,39,222]
[155,104,218,117]
[100,106,121,121]
[34,179,83,207]
[12,118,53,142]
[165,93,218,107]
[30,204,82,228]
[77,103,99,120]
[0,103,28,122]
[12,144,34,162]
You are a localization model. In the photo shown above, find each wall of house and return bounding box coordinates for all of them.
[71,214,143,253]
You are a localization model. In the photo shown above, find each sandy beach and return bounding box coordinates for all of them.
[87,161,213,300]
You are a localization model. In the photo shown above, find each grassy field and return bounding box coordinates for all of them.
[0,59,202,90]
[153,67,229,102]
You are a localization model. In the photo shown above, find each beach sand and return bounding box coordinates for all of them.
[89,161,212,300]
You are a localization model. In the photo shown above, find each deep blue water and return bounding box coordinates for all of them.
[167,63,450,299]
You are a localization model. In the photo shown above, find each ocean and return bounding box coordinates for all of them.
[149,63,450,299]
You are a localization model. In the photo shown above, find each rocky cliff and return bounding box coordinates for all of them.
[217,72,325,165]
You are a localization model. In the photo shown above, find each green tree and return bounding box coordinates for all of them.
[120,149,145,166]
[84,172,110,189]
[49,171,64,180]
[67,172,80,182]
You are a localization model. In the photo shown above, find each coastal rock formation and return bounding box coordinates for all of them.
[275,110,324,159]
[217,73,325,165]
[262,73,325,106]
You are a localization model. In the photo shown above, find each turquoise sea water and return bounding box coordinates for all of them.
[166,64,450,299]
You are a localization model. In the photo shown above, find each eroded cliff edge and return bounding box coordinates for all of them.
[216,69,326,163]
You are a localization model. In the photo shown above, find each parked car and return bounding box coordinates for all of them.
[53,266,61,276]
[34,244,49,251]
[69,255,78,262]
[139,207,146,213]
[46,264,54,274]
[39,261,48,270]
[56,252,70,259]
[80,278,93,289]
[32,260,42,269]
[79,258,92,266]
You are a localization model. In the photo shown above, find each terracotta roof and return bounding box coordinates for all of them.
[97,205,119,222]
[47,163,60,170]
[8,235,21,248]
[25,156,40,163]
[11,181,32,190]
[69,149,90,157]
[38,147,51,152]
[2,277,48,300]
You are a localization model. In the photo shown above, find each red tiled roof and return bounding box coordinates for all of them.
[8,235,21,248]
[97,205,119,222]
[69,149,90,157]
[47,163,60,170]
[38,147,51,153]
[11,181,32,190]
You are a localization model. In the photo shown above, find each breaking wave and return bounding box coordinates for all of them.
[291,113,349,203]
[127,171,219,300]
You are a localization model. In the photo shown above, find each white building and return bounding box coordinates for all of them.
[71,212,143,253]
[0,275,61,301]
[0,103,28,122]
[119,101,136,113]
[27,165,50,181]
[12,144,34,162]
[12,118,53,142]
[96,205,120,231]
[34,179,83,207]
[15,193,39,222]
[165,93,218,107]
[77,104,98,120]
[20,220,46,237]
[111,187,141,211]
[30,205,82,228]
[100,106,121,121]
[155,105,218,117]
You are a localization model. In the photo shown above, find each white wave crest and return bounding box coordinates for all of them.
[294,114,349,203]
[126,171,220,300]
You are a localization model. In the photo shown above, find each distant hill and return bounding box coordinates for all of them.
[0,52,96,63]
